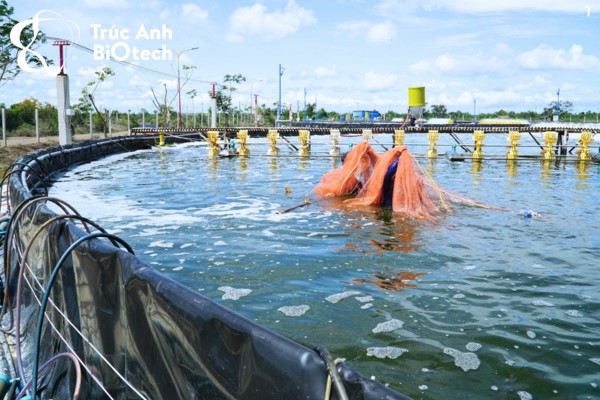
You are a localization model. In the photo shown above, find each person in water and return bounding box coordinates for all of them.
[314,142,443,220]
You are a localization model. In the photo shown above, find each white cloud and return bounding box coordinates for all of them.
[495,43,511,54]
[410,53,507,74]
[228,0,316,42]
[364,71,397,91]
[378,0,595,14]
[367,20,396,43]
[83,0,128,8]
[314,66,337,78]
[181,3,209,22]
[337,20,396,44]
[517,44,600,70]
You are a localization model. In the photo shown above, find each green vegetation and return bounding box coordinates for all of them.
[0,0,52,87]
[2,97,599,137]
[212,74,247,126]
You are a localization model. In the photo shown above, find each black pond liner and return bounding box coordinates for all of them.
[6,134,412,400]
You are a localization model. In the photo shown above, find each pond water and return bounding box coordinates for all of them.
[51,135,600,400]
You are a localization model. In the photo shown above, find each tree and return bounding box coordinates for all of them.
[212,74,246,126]
[316,107,327,120]
[544,100,573,119]
[0,1,52,87]
[149,65,196,130]
[430,104,447,117]
[305,103,316,120]
[80,67,115,137]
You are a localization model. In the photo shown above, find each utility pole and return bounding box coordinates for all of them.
[277,64,284,127]
[473,98,477,122]
[254,94,258,126]
[303,88,307,121]
[210,83,217,128]
[53,40,72,145]
[555,88,560,122]
[172,46,198,129]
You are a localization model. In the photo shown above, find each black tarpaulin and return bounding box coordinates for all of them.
[5,135,411,400]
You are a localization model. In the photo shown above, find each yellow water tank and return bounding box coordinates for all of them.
[408,86,426,108]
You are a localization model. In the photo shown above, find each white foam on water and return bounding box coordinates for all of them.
[278,305,310,317]
[565,309,583,317]
[532,300,555,307]
[149,240,174,248]
[218,286,253,300]
[214,241,227,246]
[418,385,428,391]
[173,266,183,272]
[262,230,275,237]
[443,348,481,372]
[531,264,546,269]
[590,358,600,366]
[518,391,533,400]
[491,386,498,391]
[355,296,373,303]
[325,291,361,304]
[366,347,408,359]
[453,293,466,299]
[194,197,312,222]
[372,319,403,334]
[180,243,194,249]
[466,342,482,352]
[361,303,373,310]
[527,330,536,339]
[463,265,477,270]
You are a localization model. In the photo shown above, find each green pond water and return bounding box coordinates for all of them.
[51,136,600,399]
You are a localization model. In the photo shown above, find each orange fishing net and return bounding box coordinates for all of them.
[314,143,454,220]
[312,141,380,197]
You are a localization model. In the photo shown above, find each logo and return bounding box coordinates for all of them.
[9,10,80,76]
[91,23,173,62]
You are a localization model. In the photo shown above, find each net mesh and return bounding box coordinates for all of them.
[313,143,480,221]
[312,142,380,197]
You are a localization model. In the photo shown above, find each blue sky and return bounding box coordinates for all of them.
[3,0,600,114]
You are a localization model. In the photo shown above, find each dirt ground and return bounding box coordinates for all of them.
[0,133,127,171]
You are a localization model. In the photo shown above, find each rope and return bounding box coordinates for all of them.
[412,155,447,210]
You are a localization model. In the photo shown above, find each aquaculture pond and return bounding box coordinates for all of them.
[50,135,600,399]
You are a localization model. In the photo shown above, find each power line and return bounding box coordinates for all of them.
[46,36,217,85]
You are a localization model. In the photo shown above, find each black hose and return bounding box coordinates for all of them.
[13,214,115,383]
[0,168,49,215]
[5,378,18,400]
[30,232,134,399]
[1,197,88,331]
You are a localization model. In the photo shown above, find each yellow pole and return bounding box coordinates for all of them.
[427,130,438,158]
[207,130,219,158]
[267,129,279,156]
[158,132,166,147]
[542,131,557,160]
[298,130,310,157]
[394,129,405,147]
[237,130,249,156]
[472,130,485,160]
[506,131,520,160]
[577,131,593,160]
